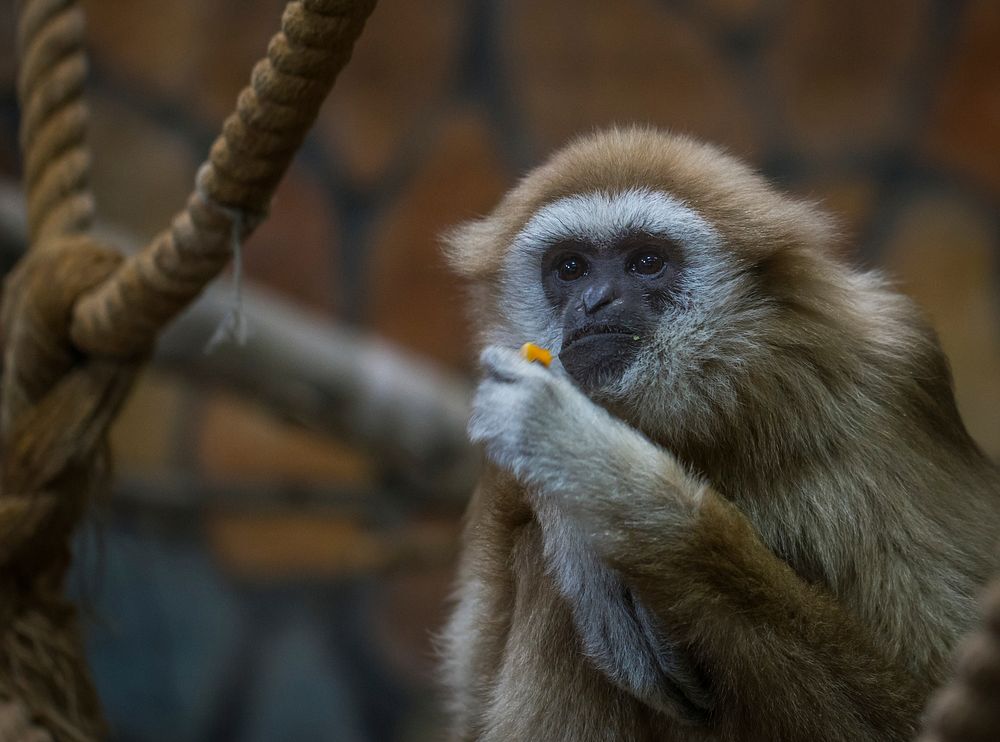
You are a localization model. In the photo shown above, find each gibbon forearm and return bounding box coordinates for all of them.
[592,491,928,740]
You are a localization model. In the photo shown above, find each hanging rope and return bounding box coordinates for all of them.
[2,0,376,737]
[70,0,376,357]
[17,0,94,244]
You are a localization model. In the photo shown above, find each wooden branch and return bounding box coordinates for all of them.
[156,287,477,501]
[0,180,477,502]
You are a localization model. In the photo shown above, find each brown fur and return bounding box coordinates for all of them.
[442,127,1000,741]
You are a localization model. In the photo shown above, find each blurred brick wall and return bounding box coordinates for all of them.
[1,1,999,740]
[3,0,998,453]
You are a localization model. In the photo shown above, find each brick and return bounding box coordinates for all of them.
[318,0,464,185]
[207,513,389,578]
[198,390,374,488]
[370,109,507,370]
[109,370,186,475]
[883,192,1000,457]
[242,163,340,314]
[196,1,289,121]
[88,93,198,237]
[371,550,458,682]
[765,0,930,156]
[700,0,764,25]
[206,514,458,580]
[83,0,212,105]
[796,176,877,250]
[924,0,1000,195]
[503,0,760,158]
[83,0,288,123]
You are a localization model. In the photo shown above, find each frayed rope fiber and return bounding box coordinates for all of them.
[203,191,254,352]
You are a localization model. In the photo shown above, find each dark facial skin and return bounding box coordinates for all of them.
[542,234,680,391]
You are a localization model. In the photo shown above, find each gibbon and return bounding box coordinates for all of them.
[441,128,1000,742]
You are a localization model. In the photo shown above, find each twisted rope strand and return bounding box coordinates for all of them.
[0,234,130,740]
[16,0,94,243]
[69,0,378,358]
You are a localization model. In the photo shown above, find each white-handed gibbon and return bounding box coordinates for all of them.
[441,127,1000,741]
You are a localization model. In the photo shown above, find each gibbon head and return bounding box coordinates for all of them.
[444,127,958,461]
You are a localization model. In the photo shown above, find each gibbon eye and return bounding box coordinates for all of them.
[556,254,587,281]
[628,252,665,276]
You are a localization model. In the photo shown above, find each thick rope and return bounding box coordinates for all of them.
[0,235,133,741]
[4,3,110,736]
[69,0,378,358]
[917,580,1000,742]
[16,0,95,244]
[4,0,377,737]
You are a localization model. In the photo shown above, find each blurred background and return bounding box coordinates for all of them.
[0,0,998,740]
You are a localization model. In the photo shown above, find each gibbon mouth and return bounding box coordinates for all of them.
[562,323,640,351]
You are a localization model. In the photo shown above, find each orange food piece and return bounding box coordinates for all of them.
[520,342,553,367]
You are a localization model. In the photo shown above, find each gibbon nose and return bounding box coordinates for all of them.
[581,281,618,315]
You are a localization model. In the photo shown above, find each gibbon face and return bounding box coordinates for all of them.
[529,189,700,392]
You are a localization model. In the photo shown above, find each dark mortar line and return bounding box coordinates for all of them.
[300,93,474,326]
[457,0,534,174]
[660,0,793,166]
[86,60,219,156]
[855,0,969,265]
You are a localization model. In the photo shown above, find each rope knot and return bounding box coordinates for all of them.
[2,235,123,416]
[0,234,137,569]
[0,234,128,740]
